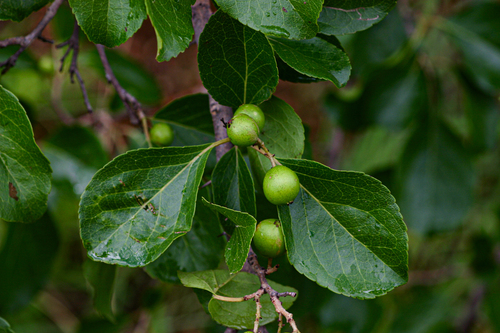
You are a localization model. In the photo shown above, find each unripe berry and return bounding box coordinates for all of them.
[226,114,259,147]
[234,104,265,131]
[263,166,300,205]
[253,219,286,258]
[150,123,174,146]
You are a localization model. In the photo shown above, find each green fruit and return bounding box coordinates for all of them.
[227,114,259,147]
[234,104,265,131]
[150,123,174,146]
[253,219,286,258]
[263,166,300,205]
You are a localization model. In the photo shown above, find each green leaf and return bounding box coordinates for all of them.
[179,270,297,329]
[277,158,408,299]
[212,147,256,218]
[0,213,60,314]
[248,96,304,187]
[0,0,49,22]
[144,188,225,283]
[215,0,323,40]
[319,0,396,36]
[447,3,500,94]
[0,317,15,333]
[396,121,475,234]
[79,143,216,267]
[145,0,195,62]
[83,260,117,321]
[0,85,52,223]
[69,0,147,47]
[275,56,324,83]
[198,11,278,107]
[341,126,409,174]
[268,35,351,87]
[202,198,256,274]
[87,49,162,106]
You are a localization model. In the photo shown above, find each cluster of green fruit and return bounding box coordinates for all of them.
[228,104,301,259]
[149,104,300,259]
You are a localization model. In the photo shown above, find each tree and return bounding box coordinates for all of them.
[1,0,499,332]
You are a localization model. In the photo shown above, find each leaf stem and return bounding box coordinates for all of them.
[250,138,278,167]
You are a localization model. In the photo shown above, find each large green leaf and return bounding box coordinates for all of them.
[248,96,304,187]
[69,0,147,47]
[0,213,59,314]
[0,85,52,223]
[215,0,323,40]
[268,35,351,87]
[179,270,297,329]
[202,199,256,274]
[277,158,408,299]
[144,188,225,283]
[198,11,278,107]
[396,121,475,234]
[145,0,195,62]
[319,0,396,36]
[0,0,49,22]
[83,260,117,321]
[79,143,216,267]
[212,147,256,218]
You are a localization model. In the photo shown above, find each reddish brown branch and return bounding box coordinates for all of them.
[96,44,142,125]
[0,0,65,74]
[56,21,93,113]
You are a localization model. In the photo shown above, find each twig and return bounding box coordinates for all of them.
[250,138,278,167]
[56,21,93,113]
[0,0,64,74]
[247,249,300,333]
[325,6,380,21]
[95,45,152,146]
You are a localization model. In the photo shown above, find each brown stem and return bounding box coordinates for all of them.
[96,44,147,129]
[56,21,93,113]
[0,0,65,74]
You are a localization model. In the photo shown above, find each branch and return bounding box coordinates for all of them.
[56,21,93,113]
[0,0,64,74]
[95,44,151,146]
[192,0,234,160]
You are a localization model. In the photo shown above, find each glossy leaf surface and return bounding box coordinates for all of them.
[145,0,195,62]
[0,317,14,333]
[179,270,297,329]
[0,85,52,223]
[396,122,475,234]
[202,199,256,273]
[0,0,49,22]
[215,0,322,40]
[277,158,408,299]
[268,36,351,87]
[79,144,215,267]
[145,188,225,283]
[0,213,59,313]
[319,0,396,35]
[198,11,278,107]
[212,147,256,218]
[69,0,147,47]
[248,96,304,186]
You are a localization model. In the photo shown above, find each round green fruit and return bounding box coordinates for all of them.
[150,123,174,146]
[263,166,300,205]
[227,114,259,147]
[234,104,265,131]
[253,219,286,258]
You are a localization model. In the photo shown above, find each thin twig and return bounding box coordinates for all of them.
[0,0,65,74]
[95,45,144,121]
[56,21,93,113]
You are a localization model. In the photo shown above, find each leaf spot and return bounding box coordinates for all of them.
[9,182,19,201]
